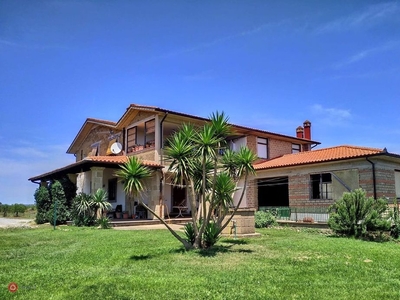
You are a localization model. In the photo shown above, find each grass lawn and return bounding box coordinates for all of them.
[1,226,400,300]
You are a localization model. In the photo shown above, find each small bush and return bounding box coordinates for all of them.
[96,216,112,229]
[183,222,196,244]
[328,189,391,237]
[390,199,400,239]
[255,210,277,228]
[203,221,221,248]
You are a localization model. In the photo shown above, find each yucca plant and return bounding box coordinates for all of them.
[91,188,112,219]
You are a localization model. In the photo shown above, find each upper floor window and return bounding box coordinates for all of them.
[292,144,301,153]
[127,127,137,153]
[257,137,268,159]
[89,142,100,156]
[311,173,332,200]
[145,119,156,148]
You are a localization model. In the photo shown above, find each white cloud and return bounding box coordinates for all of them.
[333,41,400,69]
[330,67,399,80]
[311,104,352,125]
[316,2,400,34]
[151,20,286,60]
[0,143,75,204]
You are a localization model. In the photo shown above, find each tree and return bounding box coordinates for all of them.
[48,180,71,224]
[11,204,27,217]
[116,111,257,250]
[35,186,52,224]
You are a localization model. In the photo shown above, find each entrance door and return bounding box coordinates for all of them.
[172,186,186,213]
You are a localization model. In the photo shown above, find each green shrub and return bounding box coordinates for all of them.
[49,181,71,224]
[96,216,112,229]
[183,222,196,244]
[390,199,400,239]
[255,210,278,228]
[71,193,96,227]
[328,189,391,237]
[34,186,51,224]
[203,221,221,248]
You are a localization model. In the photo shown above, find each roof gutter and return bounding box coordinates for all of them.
[366,156,377,199]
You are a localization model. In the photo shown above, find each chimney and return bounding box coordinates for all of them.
[296,126,304,138]
[303,120,311,140]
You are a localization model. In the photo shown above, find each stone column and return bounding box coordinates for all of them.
[90,167,105,194]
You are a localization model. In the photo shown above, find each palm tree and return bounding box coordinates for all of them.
[218,146,257,233]
[91,188,112,219]
[116,156,192,249]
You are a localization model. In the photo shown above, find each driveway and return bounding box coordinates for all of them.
[0,218,34,228]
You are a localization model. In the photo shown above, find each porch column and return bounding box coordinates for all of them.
[90,167,105,194]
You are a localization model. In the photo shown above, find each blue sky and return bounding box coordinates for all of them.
[1,0,399,205]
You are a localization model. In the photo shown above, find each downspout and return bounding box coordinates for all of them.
[366,157,377,199]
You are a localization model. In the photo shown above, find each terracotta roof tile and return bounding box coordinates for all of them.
[254,145,384,170]
[85,155,163,168]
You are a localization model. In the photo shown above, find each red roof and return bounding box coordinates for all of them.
[254,145,385,170]
[85,155,163,168]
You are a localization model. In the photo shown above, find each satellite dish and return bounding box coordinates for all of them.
[110,142,122,154]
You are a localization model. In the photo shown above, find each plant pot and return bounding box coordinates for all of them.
[123,212,129,219]
[115,212,122,219]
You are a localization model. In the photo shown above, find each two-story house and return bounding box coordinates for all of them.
[29,104,400,220]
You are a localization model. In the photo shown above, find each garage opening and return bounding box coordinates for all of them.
[258,177,289,207]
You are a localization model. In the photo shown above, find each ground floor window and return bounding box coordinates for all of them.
[311,173,332,200]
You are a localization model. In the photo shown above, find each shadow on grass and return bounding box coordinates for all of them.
[326,232,393,243]
[129,254,153,261]
[198,244,254,257]
[221,238,249,245]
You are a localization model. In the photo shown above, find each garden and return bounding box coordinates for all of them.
[1,225,400,299]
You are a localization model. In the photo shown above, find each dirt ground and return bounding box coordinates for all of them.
[0,217,34,228]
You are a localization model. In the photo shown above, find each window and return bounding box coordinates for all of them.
[257,137,268,159]
[127,127,137,152]
[89,142,100,156]
[311,173,332,200]
[145,119,155,148]
[108,178,117,202]
[292,144,301,153]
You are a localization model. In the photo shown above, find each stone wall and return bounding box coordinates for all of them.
[78,125,122,160]
[221,208,255,236]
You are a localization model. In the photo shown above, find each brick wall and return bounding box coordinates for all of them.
[246,135,257,154]
[246,178,257,208]
[221,208,256,236]
[360,164,396,199]
[269,139,292,159]
[288,174,310,206]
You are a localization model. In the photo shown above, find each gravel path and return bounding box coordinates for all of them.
[0,218,34,228]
